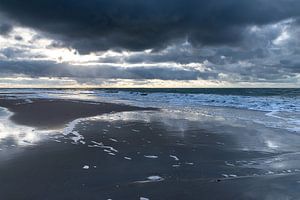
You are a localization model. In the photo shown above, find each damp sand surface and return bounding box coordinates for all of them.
[0,98,155,129]
[0,98,300,199]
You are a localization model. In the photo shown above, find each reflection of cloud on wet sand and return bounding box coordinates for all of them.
[76,110,299,153]
[0,107,51,146]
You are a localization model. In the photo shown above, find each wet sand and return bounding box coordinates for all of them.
[0,99,300,199]
[0,98,155,129]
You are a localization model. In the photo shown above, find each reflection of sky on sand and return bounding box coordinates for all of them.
[58,109,300,183]
[0,107,52,147]
[73,109,300,153]
[239,152,300,176]
[1,102,299,156]
[1,102,300,179]
[0,102,300,199]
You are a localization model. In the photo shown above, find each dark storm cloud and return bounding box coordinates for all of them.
[14,35,23,41]
[0,23,12,35]
[0,60,217,80]
[0,0,300,52]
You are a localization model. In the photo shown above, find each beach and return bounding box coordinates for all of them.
[1,0,300,199]
[0,89,299,199]
[0,98,155,129]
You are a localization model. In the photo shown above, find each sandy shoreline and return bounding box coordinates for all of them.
[0,97,299,199]
[0,98,156,129]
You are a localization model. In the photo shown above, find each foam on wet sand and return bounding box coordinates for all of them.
[0,95,300,199]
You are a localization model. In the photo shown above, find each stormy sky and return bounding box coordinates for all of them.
[0,0,299,87]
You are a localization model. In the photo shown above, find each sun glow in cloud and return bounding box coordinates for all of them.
[0,14,299,87]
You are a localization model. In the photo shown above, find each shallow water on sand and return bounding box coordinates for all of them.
[0,109,300,199]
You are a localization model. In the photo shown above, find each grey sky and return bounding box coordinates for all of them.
[0,0,299,87]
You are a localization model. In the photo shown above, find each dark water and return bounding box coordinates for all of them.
[97,88,300,97]
[1,88,300,97]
